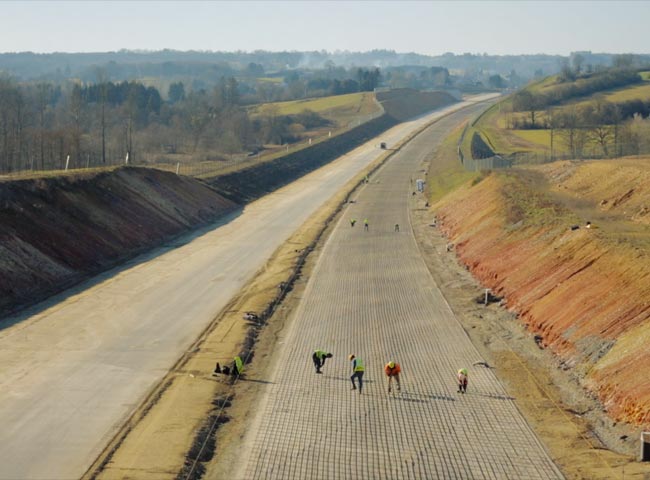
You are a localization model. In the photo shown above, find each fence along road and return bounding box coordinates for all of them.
[0,97,494,480]
[236,108,564,479]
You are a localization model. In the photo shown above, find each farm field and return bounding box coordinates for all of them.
[469,70,650,160]
[250,92,379,124]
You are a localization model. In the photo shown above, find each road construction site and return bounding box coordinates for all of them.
[0,97,501,480]
[224,105,563,480]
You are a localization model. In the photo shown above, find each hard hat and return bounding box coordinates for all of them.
[348,354,355,360]
[388,361,395,368]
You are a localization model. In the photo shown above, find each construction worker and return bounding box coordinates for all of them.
[364,219,369,231]
[349,354,365,394]
[213,356,244,377]
[384,361,401,393]
[394,223,399,232]
[233,356,244,377]
[350,218,357,227]
[312,350,333,374]
[457,368,468,394]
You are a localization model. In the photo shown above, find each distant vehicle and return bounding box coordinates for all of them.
[380,142,387,149]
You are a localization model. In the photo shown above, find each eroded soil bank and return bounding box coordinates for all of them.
[0,167,236,316]
[434,158,650,429]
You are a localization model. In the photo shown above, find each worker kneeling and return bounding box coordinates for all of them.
[384,361,401,394]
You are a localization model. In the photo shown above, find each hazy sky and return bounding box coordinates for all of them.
[1,1,649,56]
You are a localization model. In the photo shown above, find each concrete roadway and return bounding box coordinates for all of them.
[0,97,494,480]
[234,109,564,479]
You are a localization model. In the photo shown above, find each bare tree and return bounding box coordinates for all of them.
[571,53,585,76]
[512,90,544,128]
[68,83,84,165]
[95,68,109,163]
[36,83,50,169]
[557,107,581,157]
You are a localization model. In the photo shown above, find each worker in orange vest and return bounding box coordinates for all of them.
[384,361,401,394]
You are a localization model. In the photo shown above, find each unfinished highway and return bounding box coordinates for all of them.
[0,97,494,480]
[232,108,564,479]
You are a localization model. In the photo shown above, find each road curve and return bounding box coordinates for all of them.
[234,108,564,479]
[0,96,495,480]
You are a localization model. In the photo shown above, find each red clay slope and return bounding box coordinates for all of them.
[0,167,236,316]
[435,164,650,427]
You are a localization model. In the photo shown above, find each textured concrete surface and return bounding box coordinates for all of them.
[236,110,564,479]
[0,99,492,480]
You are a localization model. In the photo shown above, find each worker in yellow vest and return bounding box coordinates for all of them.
[312,350,333,374]
[233,356,244,377]
[213,356,244,378]
[349,354,365,394]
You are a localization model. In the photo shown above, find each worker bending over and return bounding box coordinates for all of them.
[384,361,401,393]
[312,350,333,374]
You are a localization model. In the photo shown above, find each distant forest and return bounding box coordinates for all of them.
[3,49,647,83]
[0,67,382,173]
[1,49,649,173]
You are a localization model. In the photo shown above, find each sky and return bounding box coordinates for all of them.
[1,1,649,56]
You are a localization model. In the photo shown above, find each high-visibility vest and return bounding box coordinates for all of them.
[385,363,401,376]
[314,350,327,359]
[458,368,468,376]
[234,356,244,374]
[353,358,365,372]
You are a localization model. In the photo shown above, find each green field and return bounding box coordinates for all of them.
[512,129,551,148]
[530,75,559,93]
[252,92,375,116]
[600,81,650,102]
[256,77,283,83]
[471,72,650,160]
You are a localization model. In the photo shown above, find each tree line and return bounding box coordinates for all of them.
[0,73,343,174]
[512,68,643,129]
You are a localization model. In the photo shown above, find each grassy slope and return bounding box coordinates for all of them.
[0,167,237,316]
[426,123,480,204]
[250,92,377,122]
[476,73,650,157]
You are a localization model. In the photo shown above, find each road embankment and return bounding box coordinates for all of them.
[433,160,650,427]
[206,89,456,203]
[0,167,237,317]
